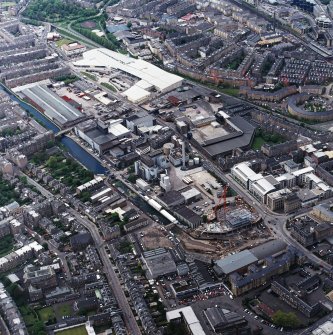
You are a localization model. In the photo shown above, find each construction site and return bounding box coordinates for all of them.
[139,183,272,260]
[186,189,270,258]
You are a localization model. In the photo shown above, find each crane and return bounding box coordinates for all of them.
[211,184,229,223]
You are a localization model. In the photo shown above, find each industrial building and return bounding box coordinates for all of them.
[204,306,249,333]
[22,85,86,128]
[214,250,258,276]
[166,306,206,335]
[73,48,183,103]
[191,114,256,158]
[74,120,120,155]
[213,240,304,296]
[141,248,177,279]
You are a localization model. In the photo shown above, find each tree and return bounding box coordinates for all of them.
[272,310,300,329]
[127,21,132,29]
[42,242,49,250]
[30,320,45,335]
[127,165,135,173]
[19,176,28,185]
[127,174,138,183]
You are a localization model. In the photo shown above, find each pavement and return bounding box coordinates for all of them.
[200,157,333,272]
[68,209,142,335]
[23,171,142,335]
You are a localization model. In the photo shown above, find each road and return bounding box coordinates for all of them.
[68,209,142,335]
[222,169,333,271]
[187,144,333,271]
[22,171,141,334]
[53,0,116,50]
[19,171,54,198]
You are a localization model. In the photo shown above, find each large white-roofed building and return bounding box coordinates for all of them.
[292,166,314,185]
[73,48,183,103]
[250,178,276,203]
[231,162,259,189]
[166,306,206,335]
[122,85,151,104]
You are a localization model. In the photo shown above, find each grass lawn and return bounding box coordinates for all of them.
[56,325,88,335]
[57,303,73,317]
[218,87,239,97]
[37,306,55,322]
[0,2,16,6]
[20,305,38,326]
[101,81,117,92]
[251,136,267,150]
[0,235,14,257]
[81,71,97,81]
[56,38,73,47]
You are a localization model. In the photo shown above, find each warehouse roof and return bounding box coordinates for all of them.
[73,48,183,93]
[22,85,85,127]
[250,240,287,260]
[123,85,151,103]
[215,250,258,275]
[109,123,130,138]
[203,116,255,157]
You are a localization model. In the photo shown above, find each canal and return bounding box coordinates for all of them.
[1,84,107,175]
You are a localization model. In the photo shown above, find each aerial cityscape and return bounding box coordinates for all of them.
[4,0,333,334]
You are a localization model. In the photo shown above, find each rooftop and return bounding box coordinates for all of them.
[250,239,287,260]
[215,250,258,275]
[22,85,85,127]
[73,48,183,94]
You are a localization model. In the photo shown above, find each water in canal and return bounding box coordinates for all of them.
[1,84,107,175]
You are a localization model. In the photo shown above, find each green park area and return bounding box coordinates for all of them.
[31,152,93,190]
[251,129,285,150]
[37,306,56,322]
[218,87,239,97]
[55,38,73,47]
[0,235,14,257]
[55,302,73,317]
[56,325,88,335]
[0,174,19,206]
[251,136,267,150]
[23,0,97,22]
[101,82,117,92]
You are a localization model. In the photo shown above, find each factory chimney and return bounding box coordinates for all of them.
[182,141,186,169]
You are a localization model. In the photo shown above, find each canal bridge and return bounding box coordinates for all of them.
[54,127,72,138]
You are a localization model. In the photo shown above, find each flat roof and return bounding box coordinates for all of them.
[166,306,205,335]
[203,116,256,157]
[215,250,258,275]
[73,48,183,93]
[123,85,151,103]
[292,166,314,177]
[109,123,130,137]
[22,85,85,126]
[250,239,287,260]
